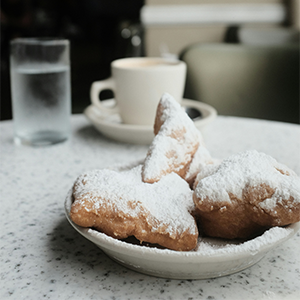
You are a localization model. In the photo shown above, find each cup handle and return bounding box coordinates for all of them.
[90,78,119,114]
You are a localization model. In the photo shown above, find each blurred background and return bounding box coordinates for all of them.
[1,0,299,122]
[1,0,144,120]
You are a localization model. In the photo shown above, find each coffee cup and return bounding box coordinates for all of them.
[90,57,186,125]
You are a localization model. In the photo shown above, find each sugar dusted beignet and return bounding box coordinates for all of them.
[193,150,300,239]
[142,93,211,184]
[70,165,198,251]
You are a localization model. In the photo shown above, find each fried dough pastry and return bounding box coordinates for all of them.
[142,93,212,185]
[193,150,300,239]
[70,165,198,251]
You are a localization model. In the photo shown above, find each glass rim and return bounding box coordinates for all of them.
[10,37,69,46]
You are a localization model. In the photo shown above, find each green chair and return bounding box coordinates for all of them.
[181,43,299,123]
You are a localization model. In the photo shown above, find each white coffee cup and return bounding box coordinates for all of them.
[90,57,186,125]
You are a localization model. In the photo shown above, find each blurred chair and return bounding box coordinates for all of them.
[224,26,300,45]
[181,42,299,123]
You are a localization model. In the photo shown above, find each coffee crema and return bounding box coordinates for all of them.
[114,59,180,69]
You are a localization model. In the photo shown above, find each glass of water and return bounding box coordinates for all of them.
[10,38,71,146]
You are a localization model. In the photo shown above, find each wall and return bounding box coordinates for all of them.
[142,0,297,57]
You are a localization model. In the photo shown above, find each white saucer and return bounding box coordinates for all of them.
[65,190,300,280]
[84,99,217,144]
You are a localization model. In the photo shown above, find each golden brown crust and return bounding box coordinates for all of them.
[153,101,165,135]
[71,197,197,250]
[193,193,268,239]
[193,150,300,239]
[70,166,198,251]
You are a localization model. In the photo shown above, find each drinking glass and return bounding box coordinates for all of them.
[10,38,71,146]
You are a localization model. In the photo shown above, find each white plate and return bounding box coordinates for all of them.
[65,191,300,280]
[84,99,217,144]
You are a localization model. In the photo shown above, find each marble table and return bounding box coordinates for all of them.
[1,114,299,300]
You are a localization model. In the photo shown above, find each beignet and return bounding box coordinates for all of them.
[142,93,212,186]
[70,165,198,251]
[193,150,300,239]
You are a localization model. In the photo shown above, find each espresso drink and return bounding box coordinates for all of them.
[91,57,187,125]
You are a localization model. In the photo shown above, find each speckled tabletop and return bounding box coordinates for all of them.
[1,115,300,300]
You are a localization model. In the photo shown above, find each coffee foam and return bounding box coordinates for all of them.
[113,58,181,69]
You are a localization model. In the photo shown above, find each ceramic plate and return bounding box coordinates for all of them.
[65,191,299,280]
[84,99,217,144]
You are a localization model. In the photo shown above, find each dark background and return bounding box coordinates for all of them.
[1,0,145,120]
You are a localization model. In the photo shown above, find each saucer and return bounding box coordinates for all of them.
[84,99,217,144]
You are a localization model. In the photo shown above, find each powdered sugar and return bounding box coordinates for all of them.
[195,226,294,256]
[72,165,197,236]
[184,146,216,183]
[144,134,192,178]
[194,160,221,182]
[194,150,300,212]
[143,93,203,182]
